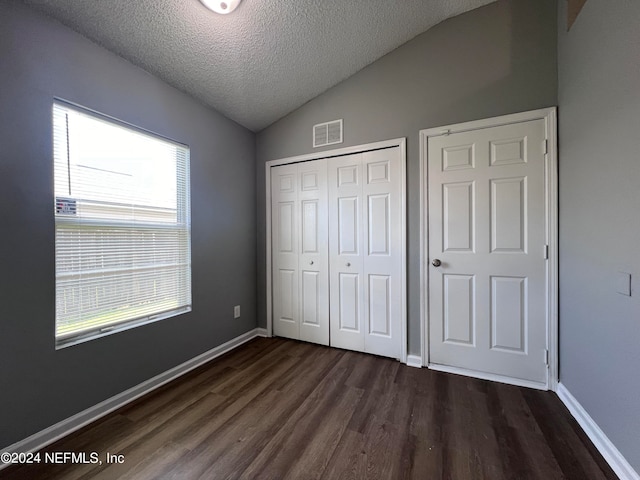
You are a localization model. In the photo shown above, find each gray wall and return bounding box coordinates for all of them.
[0,1,256,449]
[256,0,558,355]
[558,0,640,472]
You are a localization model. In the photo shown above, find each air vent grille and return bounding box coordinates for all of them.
[313,119,343,148]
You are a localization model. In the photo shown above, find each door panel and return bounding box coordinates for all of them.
[490,137,527,166]
[301,171,319,190]
[338,165,359,186]
[443,274,475,345]
[443,181,475,252]
[329,148,403,359]
[301,200,318,254]
[330,154,365,352]
[271,160,329,345]
[338,197,359,255]
[369,274,391,337]
[278,173,295,193]
[490,177,526,253]
[367,160,390,184]
[367,194,390,255]
[443,144,474,171]
[338,273,360,332]
[298,160,329,345]
[272,164,299,340]
[279,269,296,322]
[490,276,526,352]
[278,202,295,253]
[301,271,320,326]
[428,119,547,385]
[362,149,402,359]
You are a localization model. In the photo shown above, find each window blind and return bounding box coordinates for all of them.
[53,102,191,346]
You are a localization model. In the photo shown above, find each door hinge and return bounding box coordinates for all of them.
[543,244,549,260]
[544,349,549,366]
[543,139,548,155]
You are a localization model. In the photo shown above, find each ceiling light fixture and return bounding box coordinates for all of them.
[200,0,242,14]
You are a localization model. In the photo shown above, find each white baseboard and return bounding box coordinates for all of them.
[428,363,548,391]
[556,383,639,480]
[406,354,422,368]
[0,328,264,470]
[256,327,269,337]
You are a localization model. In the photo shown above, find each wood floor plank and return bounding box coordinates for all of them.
[120,364,234,423]
[164,344,347,479]
[523,388,619,480]
[233,350,353,478]
[320,429,369,480]
[240,355,362,480]
[0,338,619,480]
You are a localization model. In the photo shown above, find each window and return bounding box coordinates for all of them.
[53,101,191,347]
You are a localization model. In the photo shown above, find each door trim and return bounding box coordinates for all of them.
[419,108,558,390]
[265,137,407,363]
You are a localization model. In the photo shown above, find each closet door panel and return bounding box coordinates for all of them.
[338,197,359,255]
[271,164,300,340]
[362,149,402,359]
[329,154,365,352]
[298,160,329,345]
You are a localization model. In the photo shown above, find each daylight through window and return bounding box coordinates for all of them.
[53,101,191,347]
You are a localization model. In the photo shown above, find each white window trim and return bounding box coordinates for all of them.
[53,99,192,348]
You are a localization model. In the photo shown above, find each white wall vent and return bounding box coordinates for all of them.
[313,119,343,148]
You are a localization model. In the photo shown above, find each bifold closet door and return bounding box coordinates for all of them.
[329,148,402,359]
[271,160,329,345]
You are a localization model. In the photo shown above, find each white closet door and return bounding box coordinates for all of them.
[272,164,300,340]
[362,149,402,359]
[329,148,403,359]
[271,161,329,345]
[298,160,329,345]
[329,153,365,352]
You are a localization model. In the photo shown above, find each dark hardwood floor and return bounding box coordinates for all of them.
[1,338,618,479]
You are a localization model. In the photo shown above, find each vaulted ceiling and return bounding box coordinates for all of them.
[22,0,495,132]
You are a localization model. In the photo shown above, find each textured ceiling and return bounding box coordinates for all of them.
[22,0,495,132]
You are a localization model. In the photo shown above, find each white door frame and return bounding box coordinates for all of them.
[419,108,558,391]
[266,137,408,363]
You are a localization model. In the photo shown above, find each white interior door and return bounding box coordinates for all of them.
[428,119,548,385]
[271,161,329,345]
[329,148,403,359]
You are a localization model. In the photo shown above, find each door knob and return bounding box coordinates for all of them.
[310,260,314,265]
[432,259,442,267]
[346,262,351,267]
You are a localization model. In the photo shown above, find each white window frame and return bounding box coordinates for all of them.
[53,100,192,348]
